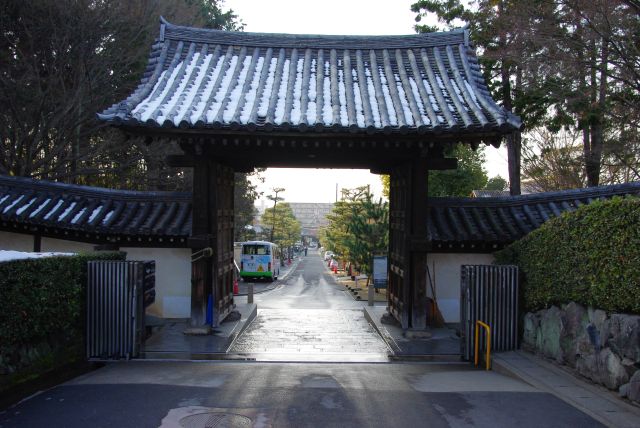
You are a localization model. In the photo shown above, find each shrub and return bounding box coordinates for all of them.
[494,197,640,314]
[0,252,125,375]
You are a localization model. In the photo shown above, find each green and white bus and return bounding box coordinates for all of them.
[239,241,280,281]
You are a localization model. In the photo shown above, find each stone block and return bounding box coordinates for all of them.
[588,307,607,331]
[621,358,638,378]
[619,382,630,398]
[627,370,640,403]
[540,306,564,362]
[606,314,640,363]
[560,302,588,366]
[576,348,629,390]
[522,312,539,350]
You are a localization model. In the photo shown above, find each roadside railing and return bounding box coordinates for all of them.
[475,320,491,370]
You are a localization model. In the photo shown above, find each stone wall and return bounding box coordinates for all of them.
[523,302,640,403]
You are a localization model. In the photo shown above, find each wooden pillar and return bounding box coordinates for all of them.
[188,158,235,329]
[33,234,41,252]
[409,157,429,330]
[388,156,429,330]
[388,167,408,328]
[189,158,213,329]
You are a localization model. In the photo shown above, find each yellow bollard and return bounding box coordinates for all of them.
[474,320,491,370]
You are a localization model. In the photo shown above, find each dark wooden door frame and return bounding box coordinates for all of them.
[181,138,449,330]
[188,157,235,329]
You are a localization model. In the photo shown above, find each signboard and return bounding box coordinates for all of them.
[372,255,388,289]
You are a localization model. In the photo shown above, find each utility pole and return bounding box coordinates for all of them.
[268,187,285,243]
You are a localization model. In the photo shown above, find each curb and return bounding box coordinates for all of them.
[225,304,258,352]
[363,306,400,355]
[493,350,640,428]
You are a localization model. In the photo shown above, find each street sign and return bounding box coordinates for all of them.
[372,255,388,289]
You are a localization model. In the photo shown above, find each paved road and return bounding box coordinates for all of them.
[0,361,602,427]
[230,251,389,361]
[0,251,604,427]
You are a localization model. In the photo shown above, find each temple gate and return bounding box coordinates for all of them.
[99,18,520,330]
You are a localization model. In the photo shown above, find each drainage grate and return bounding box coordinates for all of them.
[179,412,252,428]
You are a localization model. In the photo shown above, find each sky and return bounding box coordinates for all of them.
[224,0,510,204]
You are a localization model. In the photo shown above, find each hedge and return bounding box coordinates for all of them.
[0,252,125,376]
[494,197,640,314]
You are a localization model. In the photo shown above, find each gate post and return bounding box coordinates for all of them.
[409,157,429,330]
[188,157,235,330]
[388,156,429,330]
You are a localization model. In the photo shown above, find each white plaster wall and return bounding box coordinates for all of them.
[41,237,95,252]
[426,253,495,323]
[122,247,191,319]
[0,231,34,251]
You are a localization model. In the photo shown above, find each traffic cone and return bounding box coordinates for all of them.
[233,278,239,295]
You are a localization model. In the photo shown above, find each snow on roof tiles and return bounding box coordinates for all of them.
[98,18,521,136]
[2,174,639,251]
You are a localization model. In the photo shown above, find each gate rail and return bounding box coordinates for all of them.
[461,265,518,361]
[86,260,155,360]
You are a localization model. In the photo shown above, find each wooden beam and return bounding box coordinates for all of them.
[371,157,456,175]
[166,154,194,167]
[426,157,457,170]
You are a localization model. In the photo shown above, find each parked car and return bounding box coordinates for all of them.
[323,251,334,261]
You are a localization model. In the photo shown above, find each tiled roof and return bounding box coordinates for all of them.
[470,189,510,198]
[429,182,640,251]
[98,18,521,138]
[0,175,191,246]
[2,174,638,251]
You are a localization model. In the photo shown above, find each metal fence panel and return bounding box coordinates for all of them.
[86,261,155,360]
[460,265,518,361]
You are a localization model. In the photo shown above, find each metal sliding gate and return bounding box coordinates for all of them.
[86,261,155,360]
[461,265,519,361]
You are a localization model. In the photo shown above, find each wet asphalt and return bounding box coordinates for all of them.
[229,252,389,361]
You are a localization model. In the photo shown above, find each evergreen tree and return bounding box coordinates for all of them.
[320,187,388,275]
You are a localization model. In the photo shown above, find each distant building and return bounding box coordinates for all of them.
[287,203,334,237]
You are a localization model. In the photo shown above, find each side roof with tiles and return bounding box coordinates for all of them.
[0,175,191,247]
[2,174,638,251]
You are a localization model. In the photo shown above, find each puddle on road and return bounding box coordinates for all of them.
[228,308,391,362]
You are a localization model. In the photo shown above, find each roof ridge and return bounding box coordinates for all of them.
[0,175,191,201]
[159,16,468,49]
[430,182,640,206]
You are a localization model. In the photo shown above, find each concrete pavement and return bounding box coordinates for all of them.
[493,350,640,428]
[0,361,604,427]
